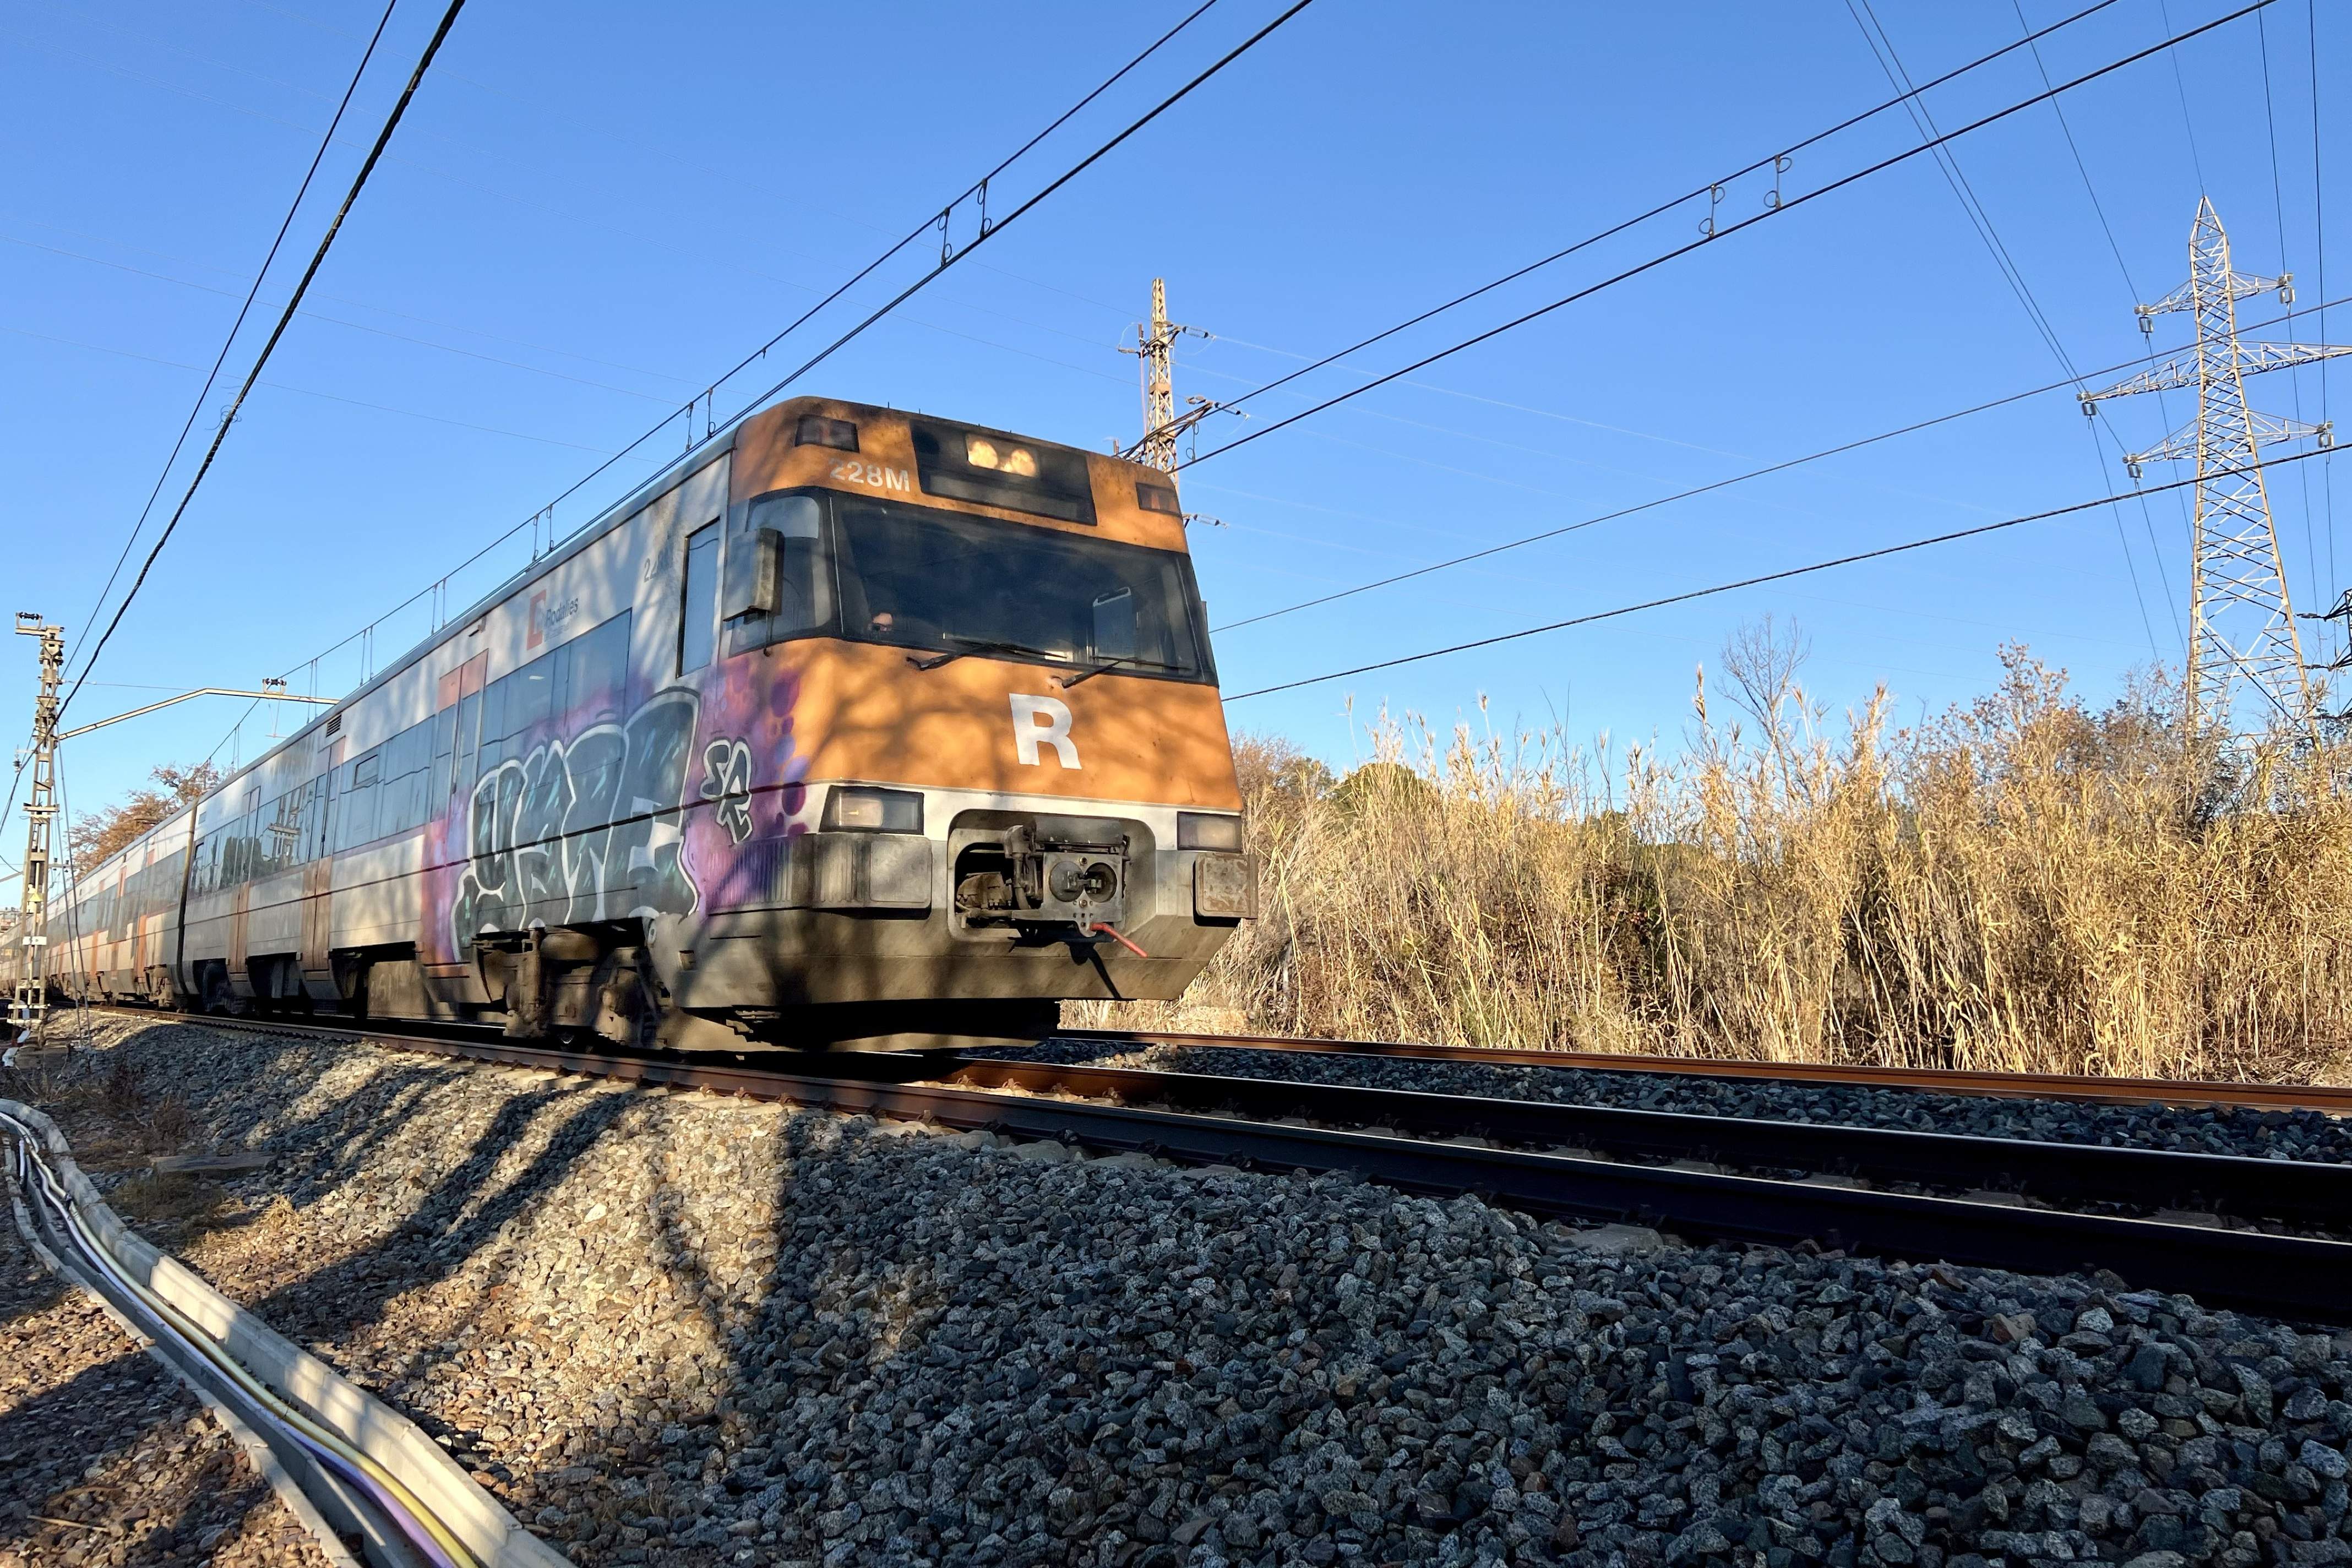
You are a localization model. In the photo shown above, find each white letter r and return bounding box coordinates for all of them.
[1009,694,1079,769]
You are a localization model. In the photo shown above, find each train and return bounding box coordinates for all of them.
[6,397,1256,1052]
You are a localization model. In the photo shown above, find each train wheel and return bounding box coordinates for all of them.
[200,967,232,1016]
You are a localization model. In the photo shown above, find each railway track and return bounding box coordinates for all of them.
[64,1006,2352,1325]
[1077,1027,2352,1114]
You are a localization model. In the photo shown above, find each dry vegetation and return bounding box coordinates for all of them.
[68,759,219,869]
[1080,628,2352,1084]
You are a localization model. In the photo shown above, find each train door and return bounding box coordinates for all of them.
[228,783,258,999]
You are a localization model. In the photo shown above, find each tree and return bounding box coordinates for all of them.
[69,762,221,869]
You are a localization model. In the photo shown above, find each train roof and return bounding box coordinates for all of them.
[79,396,1170,880]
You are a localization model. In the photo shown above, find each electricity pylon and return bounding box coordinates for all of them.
[2080,198,2350,734]
[1120,278,1216,471]
[10,614,62,1042]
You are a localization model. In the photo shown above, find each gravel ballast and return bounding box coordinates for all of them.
[1018,1039,2352,1167]
[9,1013,2352,1568]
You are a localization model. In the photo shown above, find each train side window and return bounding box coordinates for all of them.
[303,779,328,860]
[264,790,300,874]
[477,676,510,776]
[729,494,830,654]
[431,706,458,807]
[679,521,721,674]
[455,690,482,783]
[509,659,555,741]
[573,613,631,720]
[340,753,380,851]
[547,637,574,719]
[384,720,434,834]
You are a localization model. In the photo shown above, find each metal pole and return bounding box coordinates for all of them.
[11,614,63,1042]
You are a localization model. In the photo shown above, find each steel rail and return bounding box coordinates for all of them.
[1072,1028,2352,1114]
[941,1059,2352,1229]
[139,1011,2352,1324]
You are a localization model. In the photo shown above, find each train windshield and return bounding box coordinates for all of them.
[830,496,1213,682]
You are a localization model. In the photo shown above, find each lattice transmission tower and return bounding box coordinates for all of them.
[2080,198,2349,733]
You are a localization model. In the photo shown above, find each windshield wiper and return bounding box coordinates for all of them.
[908,635,1072,672]
[1057,654,1186,688]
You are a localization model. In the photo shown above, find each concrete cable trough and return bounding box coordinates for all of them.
[0,1096,571,1568]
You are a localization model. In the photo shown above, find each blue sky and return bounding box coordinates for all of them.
[4,0,2344,899]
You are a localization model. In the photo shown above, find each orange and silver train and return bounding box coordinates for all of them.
[8,398,1255,1050]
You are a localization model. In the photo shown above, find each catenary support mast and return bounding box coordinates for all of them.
[1121,278,1215,471]
[10,614,62,1041]
[2080,199,2350,733]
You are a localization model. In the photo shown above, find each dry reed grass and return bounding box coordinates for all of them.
[1074,634,2352,1084]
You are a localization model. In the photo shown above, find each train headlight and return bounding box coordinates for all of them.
[823,786,923,834]
[966,435,1039,477]
[794,415,859,451]
[1177,812,1245,852]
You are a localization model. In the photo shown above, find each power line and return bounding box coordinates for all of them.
[1184,0,2276,472]
[454,0,1250,547]
[1845,0,2163,657]
[2004,0,2194,646]
[2254,2,2327,633]
[2156,0,2214,190]
[1209,293,2349,637]
[62,0,401,692]
[0,322,636,453]
[1847,0,2077,374]
[251,0,1319,700]
[700,0,1319,431]
[58,0,471,726]
[1222,445,2341,704]
[5,235,684,402]
[1193,0,2126,434]
[2312,0,2337,601]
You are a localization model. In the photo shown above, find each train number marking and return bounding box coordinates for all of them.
[1009,694,1079,770]
[830,460,912,493]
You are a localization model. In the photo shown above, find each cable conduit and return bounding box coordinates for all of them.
[0,1098,569,1568]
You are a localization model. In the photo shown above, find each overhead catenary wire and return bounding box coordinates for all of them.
[1191,0,2131,437]
[1209,293,2350,637]
[248,0,1320,701]
[1222,445,2342,705]
[57,0,472,726]
[424,0,1250,543]
[1183,0,2278,475]
[62,0,403,693]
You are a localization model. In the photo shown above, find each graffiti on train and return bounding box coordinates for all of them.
[699,736,756,845]
[449,687,707,948]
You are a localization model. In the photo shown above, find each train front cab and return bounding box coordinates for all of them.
[646,399,1256,1050]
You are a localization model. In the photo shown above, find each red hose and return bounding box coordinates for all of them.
[1089,923,1150,959]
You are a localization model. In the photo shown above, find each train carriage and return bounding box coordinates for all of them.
[12,398,1255,1052]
